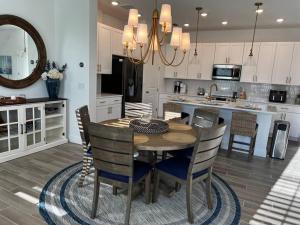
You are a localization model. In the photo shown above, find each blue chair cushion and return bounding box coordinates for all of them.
[155,157,208,180]
[168,147,193,158]
[99,160,152,183]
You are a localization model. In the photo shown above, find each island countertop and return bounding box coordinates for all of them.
[169,99,279,115]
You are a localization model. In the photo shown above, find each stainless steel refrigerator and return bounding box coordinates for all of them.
[101,55,143,117]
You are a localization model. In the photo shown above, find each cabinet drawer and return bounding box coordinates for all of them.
[96,97,122,107]
[273,105,300,114]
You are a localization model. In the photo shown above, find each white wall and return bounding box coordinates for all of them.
[54,0,97,144]
[0,0,55,98]
[0,0,97,144]
[190,27,300,43]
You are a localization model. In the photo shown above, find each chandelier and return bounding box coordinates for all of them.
[249,2,263,57]
[122,0,191,66]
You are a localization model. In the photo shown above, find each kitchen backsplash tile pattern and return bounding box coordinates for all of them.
[164,79,300,104]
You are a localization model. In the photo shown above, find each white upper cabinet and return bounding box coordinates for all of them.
[214,43,244,65]
[228,43,245,65]
[272,42,294,85]
[98,24,112,74]
[187,43,215,80]
[290,42,300,86]
[111,29,125,57]
[214,43,229,64]
[241,43,260,83]
[97,23,125,74]
[164,45,189,79]
[256,42,277,84]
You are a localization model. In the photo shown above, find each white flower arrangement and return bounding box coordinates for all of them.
[41,61,67,81]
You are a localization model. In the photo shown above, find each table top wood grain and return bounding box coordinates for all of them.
[101,118,197,151]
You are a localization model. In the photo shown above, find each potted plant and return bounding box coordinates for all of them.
[42,61,67,100]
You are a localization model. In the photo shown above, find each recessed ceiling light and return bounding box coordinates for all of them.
[276,18,284,23]
[256,8,264,14]
[184,23,190,27]
[138,14,142,17]
[201,12,208,17]
[111,1,119,6]
[222,21,228,25]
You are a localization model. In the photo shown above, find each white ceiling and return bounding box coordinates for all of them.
[99,0,300,31]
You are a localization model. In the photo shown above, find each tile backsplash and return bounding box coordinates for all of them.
[163,79,300,104]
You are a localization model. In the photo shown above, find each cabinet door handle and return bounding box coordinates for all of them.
[286,76,289,84]
[228,57,230,64]
[252,75,255,82]
[99,64,102,72]
[289,76,292,84]
[20,124,24,135]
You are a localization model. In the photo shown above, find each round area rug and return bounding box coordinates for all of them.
[39,162,240,225]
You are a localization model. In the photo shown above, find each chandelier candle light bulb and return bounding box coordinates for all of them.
[170,27,182,48]
[122,25,134,47]
[180,33,191,52]
[128,9,139,27]
[137,24,148,45]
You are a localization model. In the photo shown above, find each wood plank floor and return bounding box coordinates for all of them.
[0,142,299,225]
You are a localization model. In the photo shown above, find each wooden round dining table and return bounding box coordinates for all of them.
[101,118,197,152]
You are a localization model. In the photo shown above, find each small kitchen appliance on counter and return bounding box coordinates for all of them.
[269,90,287,103]
[295,95,300,105]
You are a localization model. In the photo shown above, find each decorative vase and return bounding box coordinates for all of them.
[46,79,60,100]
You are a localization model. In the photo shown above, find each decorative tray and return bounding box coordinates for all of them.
[129,119,169,134]
[0,97,27,105]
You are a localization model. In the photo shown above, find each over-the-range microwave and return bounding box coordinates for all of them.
[212,64,242,81]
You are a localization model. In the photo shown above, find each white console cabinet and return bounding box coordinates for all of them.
[0,99,67,163]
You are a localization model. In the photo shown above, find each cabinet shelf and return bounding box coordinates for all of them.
[46,113,64,119]
[46,125,64,131]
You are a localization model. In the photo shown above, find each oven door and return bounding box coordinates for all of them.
[212,64,242,81]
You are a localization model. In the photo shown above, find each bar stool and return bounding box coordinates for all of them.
[192,108,220,128]
[227,112,258,160]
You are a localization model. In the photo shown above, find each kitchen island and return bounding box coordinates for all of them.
[170,99,279,158]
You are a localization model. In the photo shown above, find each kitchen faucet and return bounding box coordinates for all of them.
[208,83,218,100]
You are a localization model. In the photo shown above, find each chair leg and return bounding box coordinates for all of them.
[206,168,213,210]
[186,179,194,224]
[145,172,151,204]
[113,186,118,196]
[162,152,167,160]
[227,134,234,157]
[248,136,256,160]
[91,170,100,219]
[78,155,92,187]
[175,182,181,192]
[153,170,160,203]
[125,181,133,225]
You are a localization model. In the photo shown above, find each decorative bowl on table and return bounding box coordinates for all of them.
[0,97,26,105]
[129,119,169,134]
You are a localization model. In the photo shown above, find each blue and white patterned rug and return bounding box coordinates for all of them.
[39,162,240,225]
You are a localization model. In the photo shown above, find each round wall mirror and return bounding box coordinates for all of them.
[0,15,46,89]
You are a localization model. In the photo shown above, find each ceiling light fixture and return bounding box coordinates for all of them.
[184,23,190,27]
[111,1,119,6]
[276,18,284,23]
[122,0,191,66]
[249,2,263,57]
[138,13,142,17]
[201,12,208,17]
[222,21,228,25]
[256,8,264,14]
[193,7,203,57]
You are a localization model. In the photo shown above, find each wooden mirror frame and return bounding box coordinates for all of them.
[0,15,47,89]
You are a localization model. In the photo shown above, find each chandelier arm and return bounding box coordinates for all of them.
[159,31,168,44]
[157,46,179,66]
[170,52,187,67]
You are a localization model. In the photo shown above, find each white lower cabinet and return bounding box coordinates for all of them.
[0,100,67,163]
[96,96,122,122]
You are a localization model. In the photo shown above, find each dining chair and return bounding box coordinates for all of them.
[169,107,221,159]
[153,124,226,224]
[88,123,152,225]
[125,102,152,118]
[192,108,220,128]
[75,105,93,187]
[163,102,190,124]
[227,111,258,160]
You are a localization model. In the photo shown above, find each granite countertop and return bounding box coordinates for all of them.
[170,99,279,114]
[0,97,67,106]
